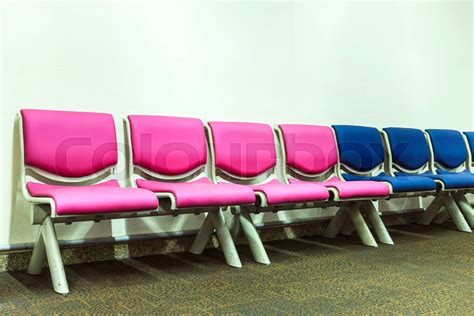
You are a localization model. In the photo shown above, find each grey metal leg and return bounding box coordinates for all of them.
[442,195,472,233]
[432,207,448,224]
[359,201,394,245]
[210,210,242,268]
[348,206,378,247]
[418,196,444,226]
[453,193,474,228]
[323,206,349,239]
[340,219,355,236]
[189,213,214,255]
[27,226,46,275]
[239,208,270,265]
[228,207,241,242]
[41,216,69,295]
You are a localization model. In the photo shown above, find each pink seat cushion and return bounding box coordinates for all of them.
[279,124,338,175]
[290,177,390,199]
[250,179,329,205]
[21,109,118,177]
[128,115,207,176]
[136,178,256,208]
[27,180,158,216]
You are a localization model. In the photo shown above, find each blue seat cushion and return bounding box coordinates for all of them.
[419,171,474,190]
[343,172,437,193]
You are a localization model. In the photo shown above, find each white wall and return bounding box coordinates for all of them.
[1,0,472,246]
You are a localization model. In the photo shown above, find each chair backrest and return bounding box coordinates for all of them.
[278,124,338,177]
[208,121,277,180]
[332,125,384,174]
[20,109,118,179]
[425,129,468,171]
[127,115,207,178]
[463,132,474,169]
[383,127,430,172]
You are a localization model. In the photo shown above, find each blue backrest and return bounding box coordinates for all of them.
[383,127,430,171]
[464,132,474,160]
[332,125,384,173]
[426,129,467,169]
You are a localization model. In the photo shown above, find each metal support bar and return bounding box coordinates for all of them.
[418,196,444,226]
[442,195,472,233]
[359,201,394,245]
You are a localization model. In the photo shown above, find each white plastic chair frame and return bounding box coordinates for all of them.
[200,123,386,266]
[274,126,393,248]
[18,113,171,295]
[380,130,472,233]
[123,118,246,268]
[420,131,473,231]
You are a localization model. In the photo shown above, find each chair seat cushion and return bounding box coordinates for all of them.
[290,177,390,199]
[136,178,256,208]
[419,172,474,189]
[250,179,329,205]
[343,172,437,193]
[27,180,158,216]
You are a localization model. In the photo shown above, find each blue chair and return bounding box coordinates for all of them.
[381,127,472,232]
[423,129,474,229]
[332,125,437,194]
[423,129,474,188]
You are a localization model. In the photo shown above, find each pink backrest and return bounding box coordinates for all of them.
[128,115,207,176]
[208,121,277,178]
[279,124,338,175]
[21,109,118,178]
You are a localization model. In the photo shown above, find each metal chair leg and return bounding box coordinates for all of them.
[418,197,443,226]
[323,206,349,238]
[453,193,474,228]
[348,206,378,247]
[27,226,46,275]
[239,208,270,265]
[359,201,394,245]
[189,213,214,255]
[442,195,472,233]
[210,210,242,268]
[41,216,69,295]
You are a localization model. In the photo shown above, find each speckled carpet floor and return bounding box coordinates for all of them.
[1,223,473,315]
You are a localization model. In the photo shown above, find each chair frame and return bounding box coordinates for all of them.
[274,125,394,247]
[199,121,393,266]
[18,113,166,295]
[124,117,249,268]
[380,129,472,232]
[421,130,474,230]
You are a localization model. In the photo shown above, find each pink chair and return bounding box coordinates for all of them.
[19,109,159,295]
[276,124,393,247]
[126,115,257,268]
[205,121,331,264]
